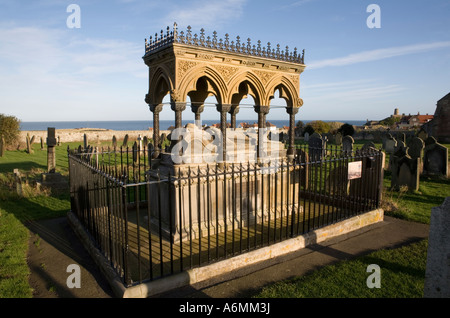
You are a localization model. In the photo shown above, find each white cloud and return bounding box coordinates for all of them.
[162,0,247,30]
[0,26,147,121]
[280,0,317,10]
[308,41,450,69]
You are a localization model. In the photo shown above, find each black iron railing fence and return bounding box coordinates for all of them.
[67,143,384,287]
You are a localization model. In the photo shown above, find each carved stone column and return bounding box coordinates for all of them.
[286,106,299,161]
[254,105,269,161]
[216,104,232,164]
[229,105,240,129]
[149,104,163,158]
[171,102,186,129]
[191,104,204,127]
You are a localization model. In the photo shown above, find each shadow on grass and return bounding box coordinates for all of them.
[0,161,47,174]
[0,185,115,298]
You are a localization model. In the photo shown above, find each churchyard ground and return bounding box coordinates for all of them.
[0,140,449,298]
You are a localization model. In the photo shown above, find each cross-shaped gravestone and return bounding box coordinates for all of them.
[47,127,57,173]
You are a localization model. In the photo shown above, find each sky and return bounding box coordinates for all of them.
[0,0,449,123]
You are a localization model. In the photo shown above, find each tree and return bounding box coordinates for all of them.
[305,120,330,134]
[304,125,315,136]
[0,114,21,147]
[338,123,355,136]
[295,120,305,136]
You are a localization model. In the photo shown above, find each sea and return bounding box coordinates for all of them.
[20,120,366,131]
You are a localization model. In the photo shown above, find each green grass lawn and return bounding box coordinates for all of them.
[0,139,449,298]
[255,239,428,298]
[0,142,75,298]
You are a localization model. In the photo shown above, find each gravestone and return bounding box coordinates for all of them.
[160,133,168,151]
[123,134,129,147]
[138,134,143,154]
[408,137,425,174]
[40,137,44,150]
[361,141,376,152]
[390,153,420,191]
[304,132,309,142]
[425,136,436,147]
[147,142,154,162]
[423,137,448,177]
[112,135,117,148]
[384,137,397,154]
[26,133,33,154]
[83,133,88,149]
[335,132,342,146]
[408,137,424,159]
[40,127,68,193]
[308,132,324,161]
[295,148,309,189]
[46,127,57,173]
[132,141,138,163]
[342,135,354,155]
[394,140,407,156]
[418,129,428,142]
[424,197,450,297]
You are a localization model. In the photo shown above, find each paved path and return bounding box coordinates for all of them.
[26,215,429,298]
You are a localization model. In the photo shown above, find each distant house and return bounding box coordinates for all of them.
[266,121,277,131]
[397,113,434,129]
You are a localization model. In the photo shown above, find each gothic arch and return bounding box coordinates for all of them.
[227,71,265,106]
[146,66,173,105]
[177,65,227,104]
[265,75,300,108]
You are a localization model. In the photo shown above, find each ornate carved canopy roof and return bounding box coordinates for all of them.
[143,23,306,109]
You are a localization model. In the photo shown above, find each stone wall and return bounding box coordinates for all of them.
[20,129,169,145]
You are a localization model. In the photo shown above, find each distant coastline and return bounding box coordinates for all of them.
[20,119,367,131]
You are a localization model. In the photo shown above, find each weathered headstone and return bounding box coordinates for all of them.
[132,141,138,163]
[295,148,309,189]
[335,132,342,146]
[424,197,450,298]
[46,127,57,173]
[418,129,428,142]
[40,137,44,150]
[138,134,143,154]
[361,141,376,152]
[123,134,129,147]
[408,137,425,160]
[423,137,448,177]
[83,133,88,149]
[408,137,425,174]
[342,135,354,155]
[304,132,309,142]
[26,133,33,154]
[147,142,154,163]
[425,136,436,147]
[390,153,420,191]
[308,132,324,161]
[57,136,61,146]
[384,137,397,154]
[112,135,117,148]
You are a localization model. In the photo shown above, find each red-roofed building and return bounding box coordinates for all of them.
[397,112,433,129]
